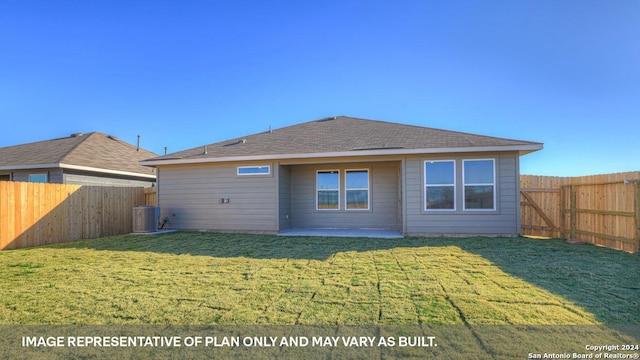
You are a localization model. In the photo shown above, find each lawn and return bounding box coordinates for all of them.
[0,232,638,326]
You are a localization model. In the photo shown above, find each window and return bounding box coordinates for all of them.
[463,159,495,210]
[345,169,369,210]
[424,160,455,210]
[316,170,339,210]
[29,174,47,183]
[237,165,270,176]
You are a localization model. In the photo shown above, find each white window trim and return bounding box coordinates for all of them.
[424,160,456,212]
[462,159,496,211]
[345,168,370,211]
[316,170,340,211]
[237,165,271,176]
[29,173,48,183]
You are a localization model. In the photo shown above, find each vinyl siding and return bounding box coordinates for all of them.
[155,151,522,235]
[405,152,520,235]
[63,171,154,187]
[290,161,399,230]
[9,169,64,183]
[278,165,292,230]
[157,162,277,232]
[3,169,153,186]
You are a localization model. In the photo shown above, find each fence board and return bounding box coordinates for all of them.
[521,171,640,252]
[0,182,147,250]
[145,187,157,207]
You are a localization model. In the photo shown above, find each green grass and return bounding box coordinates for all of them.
[0,232,638,325]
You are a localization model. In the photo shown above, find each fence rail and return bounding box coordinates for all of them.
[521,172,640,253]
[0,182,147,250]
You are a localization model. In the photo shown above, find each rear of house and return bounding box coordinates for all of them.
[143,116,542,236]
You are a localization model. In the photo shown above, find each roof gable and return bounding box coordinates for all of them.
[0,132,158,176]
[144,116,542,165]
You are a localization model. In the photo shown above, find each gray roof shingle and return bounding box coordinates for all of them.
[146,116,541,163]
[0,132,157,176]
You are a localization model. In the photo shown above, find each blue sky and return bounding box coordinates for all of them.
[1,1,638,176]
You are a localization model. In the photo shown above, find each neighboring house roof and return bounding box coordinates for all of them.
[142,116,543,166]
[0,132,157,178]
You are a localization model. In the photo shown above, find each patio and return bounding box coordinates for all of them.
[278,228,403,238]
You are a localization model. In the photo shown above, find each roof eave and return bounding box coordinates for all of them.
[61,163,157,179]
[0,163,60,171]
[0,163,156,179]
[141,144,543,167]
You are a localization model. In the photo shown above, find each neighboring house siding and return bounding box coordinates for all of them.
[405,152,520,236]
[290,161,400,230]
[158,163,277,232]
[2,169,153,186]
[10,169,64,183]
[63,172,154,187]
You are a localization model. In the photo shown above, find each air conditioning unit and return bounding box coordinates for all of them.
[132,206,160,233]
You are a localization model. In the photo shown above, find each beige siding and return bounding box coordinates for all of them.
[278,165,292,230]
[156,152,522,235]
[405,152,520,236]
[290,161,400,230]
[158,162,277,232]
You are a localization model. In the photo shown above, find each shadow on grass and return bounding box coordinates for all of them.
[57,232,640,327]
[55,231,428,261]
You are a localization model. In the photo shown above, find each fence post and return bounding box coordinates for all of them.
[569,185,577,240]
[559,185,566,239]
[635,182,640,253]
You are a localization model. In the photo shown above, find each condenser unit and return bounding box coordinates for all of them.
[132,206,160,233]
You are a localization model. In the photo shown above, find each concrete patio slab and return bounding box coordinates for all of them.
[278,228,403,239]
[130,230,177,235]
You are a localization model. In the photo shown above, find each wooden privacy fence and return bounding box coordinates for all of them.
[0,182,147,250]
[144,187,157,207]
[521,172,640,253]
[2,176,638,252]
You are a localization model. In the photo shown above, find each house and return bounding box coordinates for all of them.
[141,116,542,236]
[0,132,157,187]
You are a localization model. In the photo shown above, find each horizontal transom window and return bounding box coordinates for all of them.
[237,165,271,176]
[29,174,47,183]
